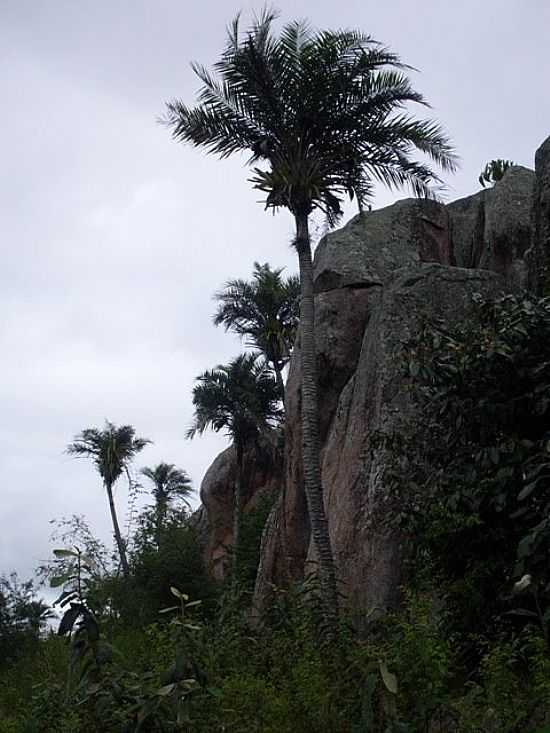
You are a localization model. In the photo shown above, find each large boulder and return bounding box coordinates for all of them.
[254,152,544,619]
[447,166,535,289]
[531,136,550,291]
[199,437,283,580]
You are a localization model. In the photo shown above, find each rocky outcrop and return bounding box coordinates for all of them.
[254,153,548,619]
[531,136,550,291]
[448,166,535,289]
[199,437,282,580]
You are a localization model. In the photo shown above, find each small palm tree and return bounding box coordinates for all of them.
[213,262,300,399]
[140,463,194,546]
[67,421,151,578]
[187,353,281,578]
[163,11,457,625]
[478,159,516,188]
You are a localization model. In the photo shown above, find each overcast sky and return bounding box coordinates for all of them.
[1,0,549,586]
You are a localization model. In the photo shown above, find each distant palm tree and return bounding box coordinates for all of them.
[213,262,300,399]
[67,421,151,578]
[187,354,281,578]
[140,462,193,546]
[479,159,515,188]
[163,11,457,625]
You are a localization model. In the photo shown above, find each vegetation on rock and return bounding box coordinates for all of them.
[164,9,457,628]
[3,10,550,733]
[213,262,300,400]
[187,353,282,580]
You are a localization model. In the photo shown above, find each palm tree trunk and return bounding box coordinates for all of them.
[156,498,167,549]
[105,481,130,578]
[294,212,339,628]
[232,442,244,583]
[273,362,285,403]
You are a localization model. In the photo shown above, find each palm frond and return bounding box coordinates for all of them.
[163,11,458,219]
[67,421,151,488]
[187,353,282,447]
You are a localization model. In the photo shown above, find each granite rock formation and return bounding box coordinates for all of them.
[196,136,550,614]
[198,437,282,580]
[253,138,550,617]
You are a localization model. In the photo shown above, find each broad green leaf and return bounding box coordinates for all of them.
[53,548,79,559]
[58,604,83,636]
[379,660,398,694]
[50,573,75,588]
[54,590,77,607]
[157,683,176,697]
[504,608,539,619]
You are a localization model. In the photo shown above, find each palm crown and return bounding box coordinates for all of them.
[67,422,151,489]
[213,262,300,386]
[187,353,282,446]
[164,11,457,224]
[140,463,193,512]
[67,421,150,577]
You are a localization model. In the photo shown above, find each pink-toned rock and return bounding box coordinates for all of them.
[197,140,548,618]
[253,153,544,619]
[199,438,282,580]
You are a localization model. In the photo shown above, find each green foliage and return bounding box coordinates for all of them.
[0,574,52,667]
[66,421,150,491]
[1,582,550,732]
[235,492,275,590]
[130,518,216,624]
[213,262,300,387]
[187,353,282,444]
[478,158,515,187]
[398,293,550,643]
[139,463,194,547]
[163,11,457,221]
[376,593,454,729]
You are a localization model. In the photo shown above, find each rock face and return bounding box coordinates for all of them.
[199,438,282,580]
[532,136,550,291]
[254,158,547,619]
[448,166,535,288]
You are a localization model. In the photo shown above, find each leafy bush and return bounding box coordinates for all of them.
[398,294,550,644]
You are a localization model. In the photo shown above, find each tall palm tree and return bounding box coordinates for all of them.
[213,261,300,399]
[163,11,457,624]
[187,353,281,578]
[67,421,151,578]
[140,463,194,546]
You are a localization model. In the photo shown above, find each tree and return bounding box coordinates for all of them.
[213,262,300,400]
[67,421,150,578]
[187,353,281,578]
[0,574,53,664]
[140,463,194,546]
[399,294,550,642]
[163,11,457,624]
[479,159,515,188]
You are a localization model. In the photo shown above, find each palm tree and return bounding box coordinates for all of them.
[213,262,300,399]
[163,11,457,624]
[140,463,194,546]
[67,421,151,578]
[187,353,281,578]
[478,159,515,188]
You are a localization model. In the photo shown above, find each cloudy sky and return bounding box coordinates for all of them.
[1,0,549,585]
